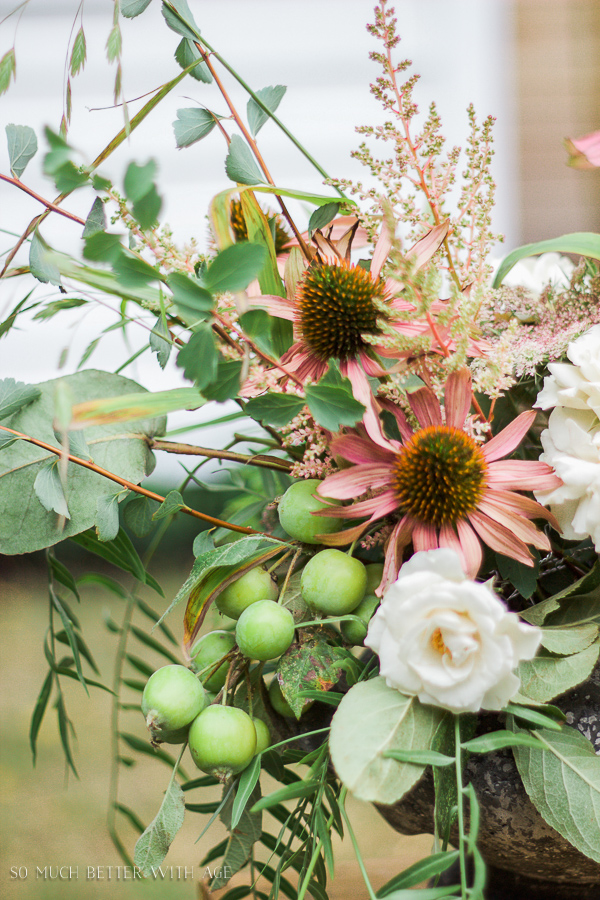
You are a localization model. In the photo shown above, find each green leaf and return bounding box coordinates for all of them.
[231,756,262,830]
[545,593,600,628]
[152,489,185,521]
[250,780,319,812]
[34,459,69,518]
[83,231,122,263]
[161,0,200,41]
[225,135,265,186]
[461,730,546,753]
[516,641,600,702]
[30,231,61,286]
[6,124,38,178]
[277,630,349,718]
[376,851,460,896]
[203,243,268,295]
[106,24,121,62]
[149,315,172,370]
[0,369,164,555]
[502,702,564,731]
[211,783,262,890]
[124,160,162,230]
[33,298,88,321]
[120,732,184,770]
[0,378,41,420]
[95,491,122,541]
[493,233,600,288]
[166,272,213,323]
[247,85,287,137]
[121,0,153,17]
[329,678,444,803]
[176,326,218,389]
[30,670,53,765]
[174,38,212,83]
[72,528,163,595]
[124,495,159,537]
[383,749,455,767]
[244,393,305,428]
[540,623,599,655]
[201,359,243,402]
[70,27,87,76]
[522,563,600,626]
[112,249,161,288]
[49,555,80,601]
[378,889,459,900]
[56,694,78,778]
[71,385,202,427]
[115,802,146,834]
[496,551,539,599]
[305,363,366,431]
[173,108,218,148]
[0,48,16,95]
[308,202,340,236]
[511,720,600,863]
[134,777,186,876]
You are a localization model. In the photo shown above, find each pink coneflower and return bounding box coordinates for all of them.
[315,368,562,590]
[253,219,451,434]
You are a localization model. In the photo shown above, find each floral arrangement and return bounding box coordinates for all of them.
[1,2,599,899]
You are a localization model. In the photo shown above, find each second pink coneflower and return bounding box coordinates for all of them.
[316,369,562,589]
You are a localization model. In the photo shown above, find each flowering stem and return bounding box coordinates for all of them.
[454,715,468,899]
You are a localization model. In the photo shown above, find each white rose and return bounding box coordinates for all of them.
[496,252,574,295]
[364,549,542,714]
[535,324,600,416]
[535,407,600,549]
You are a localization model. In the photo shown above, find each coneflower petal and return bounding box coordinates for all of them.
[413,522,439,552]
[468,510,534,566]
[456,520,484,578]
[444,368,472,429]
[476,499,552,551]
[407,386,443,428]
[380,515,414,594]
[316,464,392,499]
[485,489,561,529]
[329,433,397,465]
[486,460,562,490]
[483,410,538,462]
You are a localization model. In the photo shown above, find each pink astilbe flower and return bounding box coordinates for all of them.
[316,369,562,590]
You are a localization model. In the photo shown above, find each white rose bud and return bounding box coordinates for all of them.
[365,549,542,714]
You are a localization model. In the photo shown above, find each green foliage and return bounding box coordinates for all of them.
[516,641,600,702]
[167,271,214,323]
[210,783,263,890]
[329,677,444,803]
[70,27,87,76]
[305,363,366,431]
[30,230,62,285]
[247,85,287,137]
[308,203,340,236]
[124,160,162,229]
[0,48,16,95]
[121,0,153,17]
[245,393,306,428]
[6,124,38,178]
[161,0,200,41]
[176,325,219,388]
[203,243,268,294]
[0,378,40,420]
[511,719,600,863]
[226,135,266,185]
[174,38,212,82]
[277,629,349,718]
[134,769,186,875]
[173,107,219,148]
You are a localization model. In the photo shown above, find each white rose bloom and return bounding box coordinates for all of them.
[496,252,574,296]
[364,549,542,714]
[534,325,600,550]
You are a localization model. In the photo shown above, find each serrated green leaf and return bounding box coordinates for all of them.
[225,135,265,186]
[33,458,69,518]
[305,363,365,431]
[493,233,600,288]
[201,359,243,402]
[173,107,218,148]
[176,326,218,388]
[0,49,16,95]
[95,491,122,541]
[121,0,153,17]
[30,231,61,286]
[70,27,87,76]
[308,202,340,236]
[516,641,600,702]
[161,0,200,41]
[329,678,444,803]
[124,160,162,229]
[203,242,267,295]
[247,85,286,137]
[6,124,38,178]
[511,719,600,863]
[174,38,212,83]
[244,393,305,428]
[0,378,41,420]
[166,272,213,323]
[540,623,599,655]
[134,777,185,876]
[149,315,171,370]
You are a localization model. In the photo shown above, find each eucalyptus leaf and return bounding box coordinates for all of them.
[329,677,444,803]
[247,85,287,137]
[511,720,600,863]
[0,371,165,554]
[152,490,185,521]
[33,459,70,518]
[95,491,122,541]
[134,778,186,876]
[225,135,265,186]
[0,379,41,420]
[6,124,38,178]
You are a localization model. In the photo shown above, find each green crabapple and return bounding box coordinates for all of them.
[215,566,278,619]
[189,630,236,692]
[188,705,257,780]
[340,593,380,645]
[300,549,367,616]
[235,600,295,661]
[141,665,206,744]
[277,479,343,544]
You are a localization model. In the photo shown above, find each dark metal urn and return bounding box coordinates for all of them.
[375,663,600,899]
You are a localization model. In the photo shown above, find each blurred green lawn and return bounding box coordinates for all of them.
[0,553,431,900]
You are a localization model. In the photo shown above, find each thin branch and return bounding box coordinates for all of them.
[150,439,292,472]
[0,173,86,225]
[0,424,281,536]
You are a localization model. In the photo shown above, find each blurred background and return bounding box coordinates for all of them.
[1,1,599,898]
